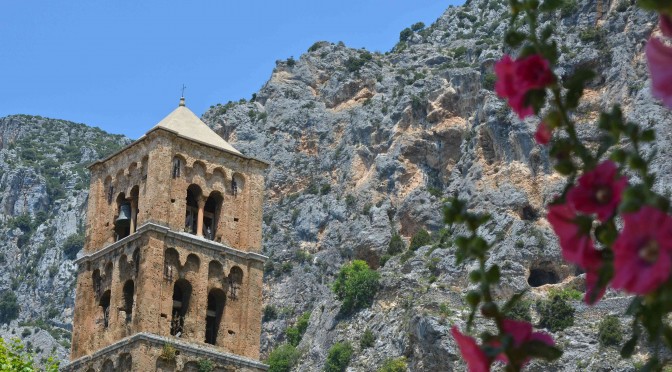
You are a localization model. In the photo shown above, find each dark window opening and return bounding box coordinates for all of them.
[231,179,238,197]
[115,192,131,241]
[93,269,102,297]
[185,187,200,234]
[100,290,111,328]
[129,185,139,234]
[203,193,222,241]
[123,280,134,323]
[170,280,192,337]
[528,268,559,287]
[205,289,226,345]
[107,186,114,204]
[132,249,140,276]
[172,158,181,178]
[228,267,243,300]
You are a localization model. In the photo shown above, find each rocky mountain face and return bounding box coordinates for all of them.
[1,0,670,369]
[201,0,669,369]
[0,115,129,363]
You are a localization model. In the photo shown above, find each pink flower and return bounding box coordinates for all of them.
[646,17,672,109]
[451,326,490,372]
[495,54,555,119]
[584,269,606,305]
[493,319,555,367]
[516,55,556,91]
[534,122,552,144]
[661,15,672,38]
[547,203,601,270]
[567,161,627,222]
[611,206,672,294]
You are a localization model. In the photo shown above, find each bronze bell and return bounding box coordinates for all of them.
[115,202,132,227]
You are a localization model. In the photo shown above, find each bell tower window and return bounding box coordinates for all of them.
[115,193,131,241]
[100,290,111,329]
[205,289,226,345]
[122,280,134,323]
[170,279,192,337]
[172,157,181,178]
[203,192,223,240]
[185,186,201,234]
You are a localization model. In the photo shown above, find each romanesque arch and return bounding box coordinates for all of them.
[204,191,223,240]
[122,280,134,323]
[205,288,226,345]
[170,279,192,336]
[185,184,202,235]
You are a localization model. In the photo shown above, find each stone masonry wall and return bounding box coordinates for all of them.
[72,126,268,367]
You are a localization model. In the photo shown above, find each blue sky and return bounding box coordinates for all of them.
[0,1,458,139]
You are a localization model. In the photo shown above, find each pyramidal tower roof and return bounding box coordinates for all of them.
[148,97,241,155]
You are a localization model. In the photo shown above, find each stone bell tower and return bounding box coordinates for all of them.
[64,98,269,372]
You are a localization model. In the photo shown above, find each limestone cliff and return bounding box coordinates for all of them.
[201,0,668,369]
[0,115,130,362]
[1,0,670,369]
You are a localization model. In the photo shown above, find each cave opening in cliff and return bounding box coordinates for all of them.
[519,205,539,221]
[527,268,559,287]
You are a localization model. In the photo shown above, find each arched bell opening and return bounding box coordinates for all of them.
[132,248,140,276]
[205,288,226,345]
[122,280,134,323]
[129,185,140,233]
[115,193,131,241]
[101,359,114,372]
[203,191,223,240]
[163,248,180,281]
[172,156,185,179]
[170,279,192,337]
[185,185,202,235]
[92,269,102,297]
[227,266,243,300]
[100,290,111,329]
[232,173,245,197]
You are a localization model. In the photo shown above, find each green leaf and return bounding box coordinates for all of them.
[501,291,528,314]
[544,110,562,129]
[540,0,564,11]
[662,325,672,348]
[540,40,560,64]
[520,44,538,58]
[554,160,575,175]
[466,291,481,307]
[480,302,498,317]
[523,340,563,360]
[628,154,646,171]
[610,149,627,163]
[541,25,553,40]
[595,223,617,246]
[485,265,500,283]
[505,30,527,47]
[564,68,596,109]
[639,358,660,372]
[620,334,637,358]
[651,194,670,213]
[508,0,523,14]
[641,128,655,142]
